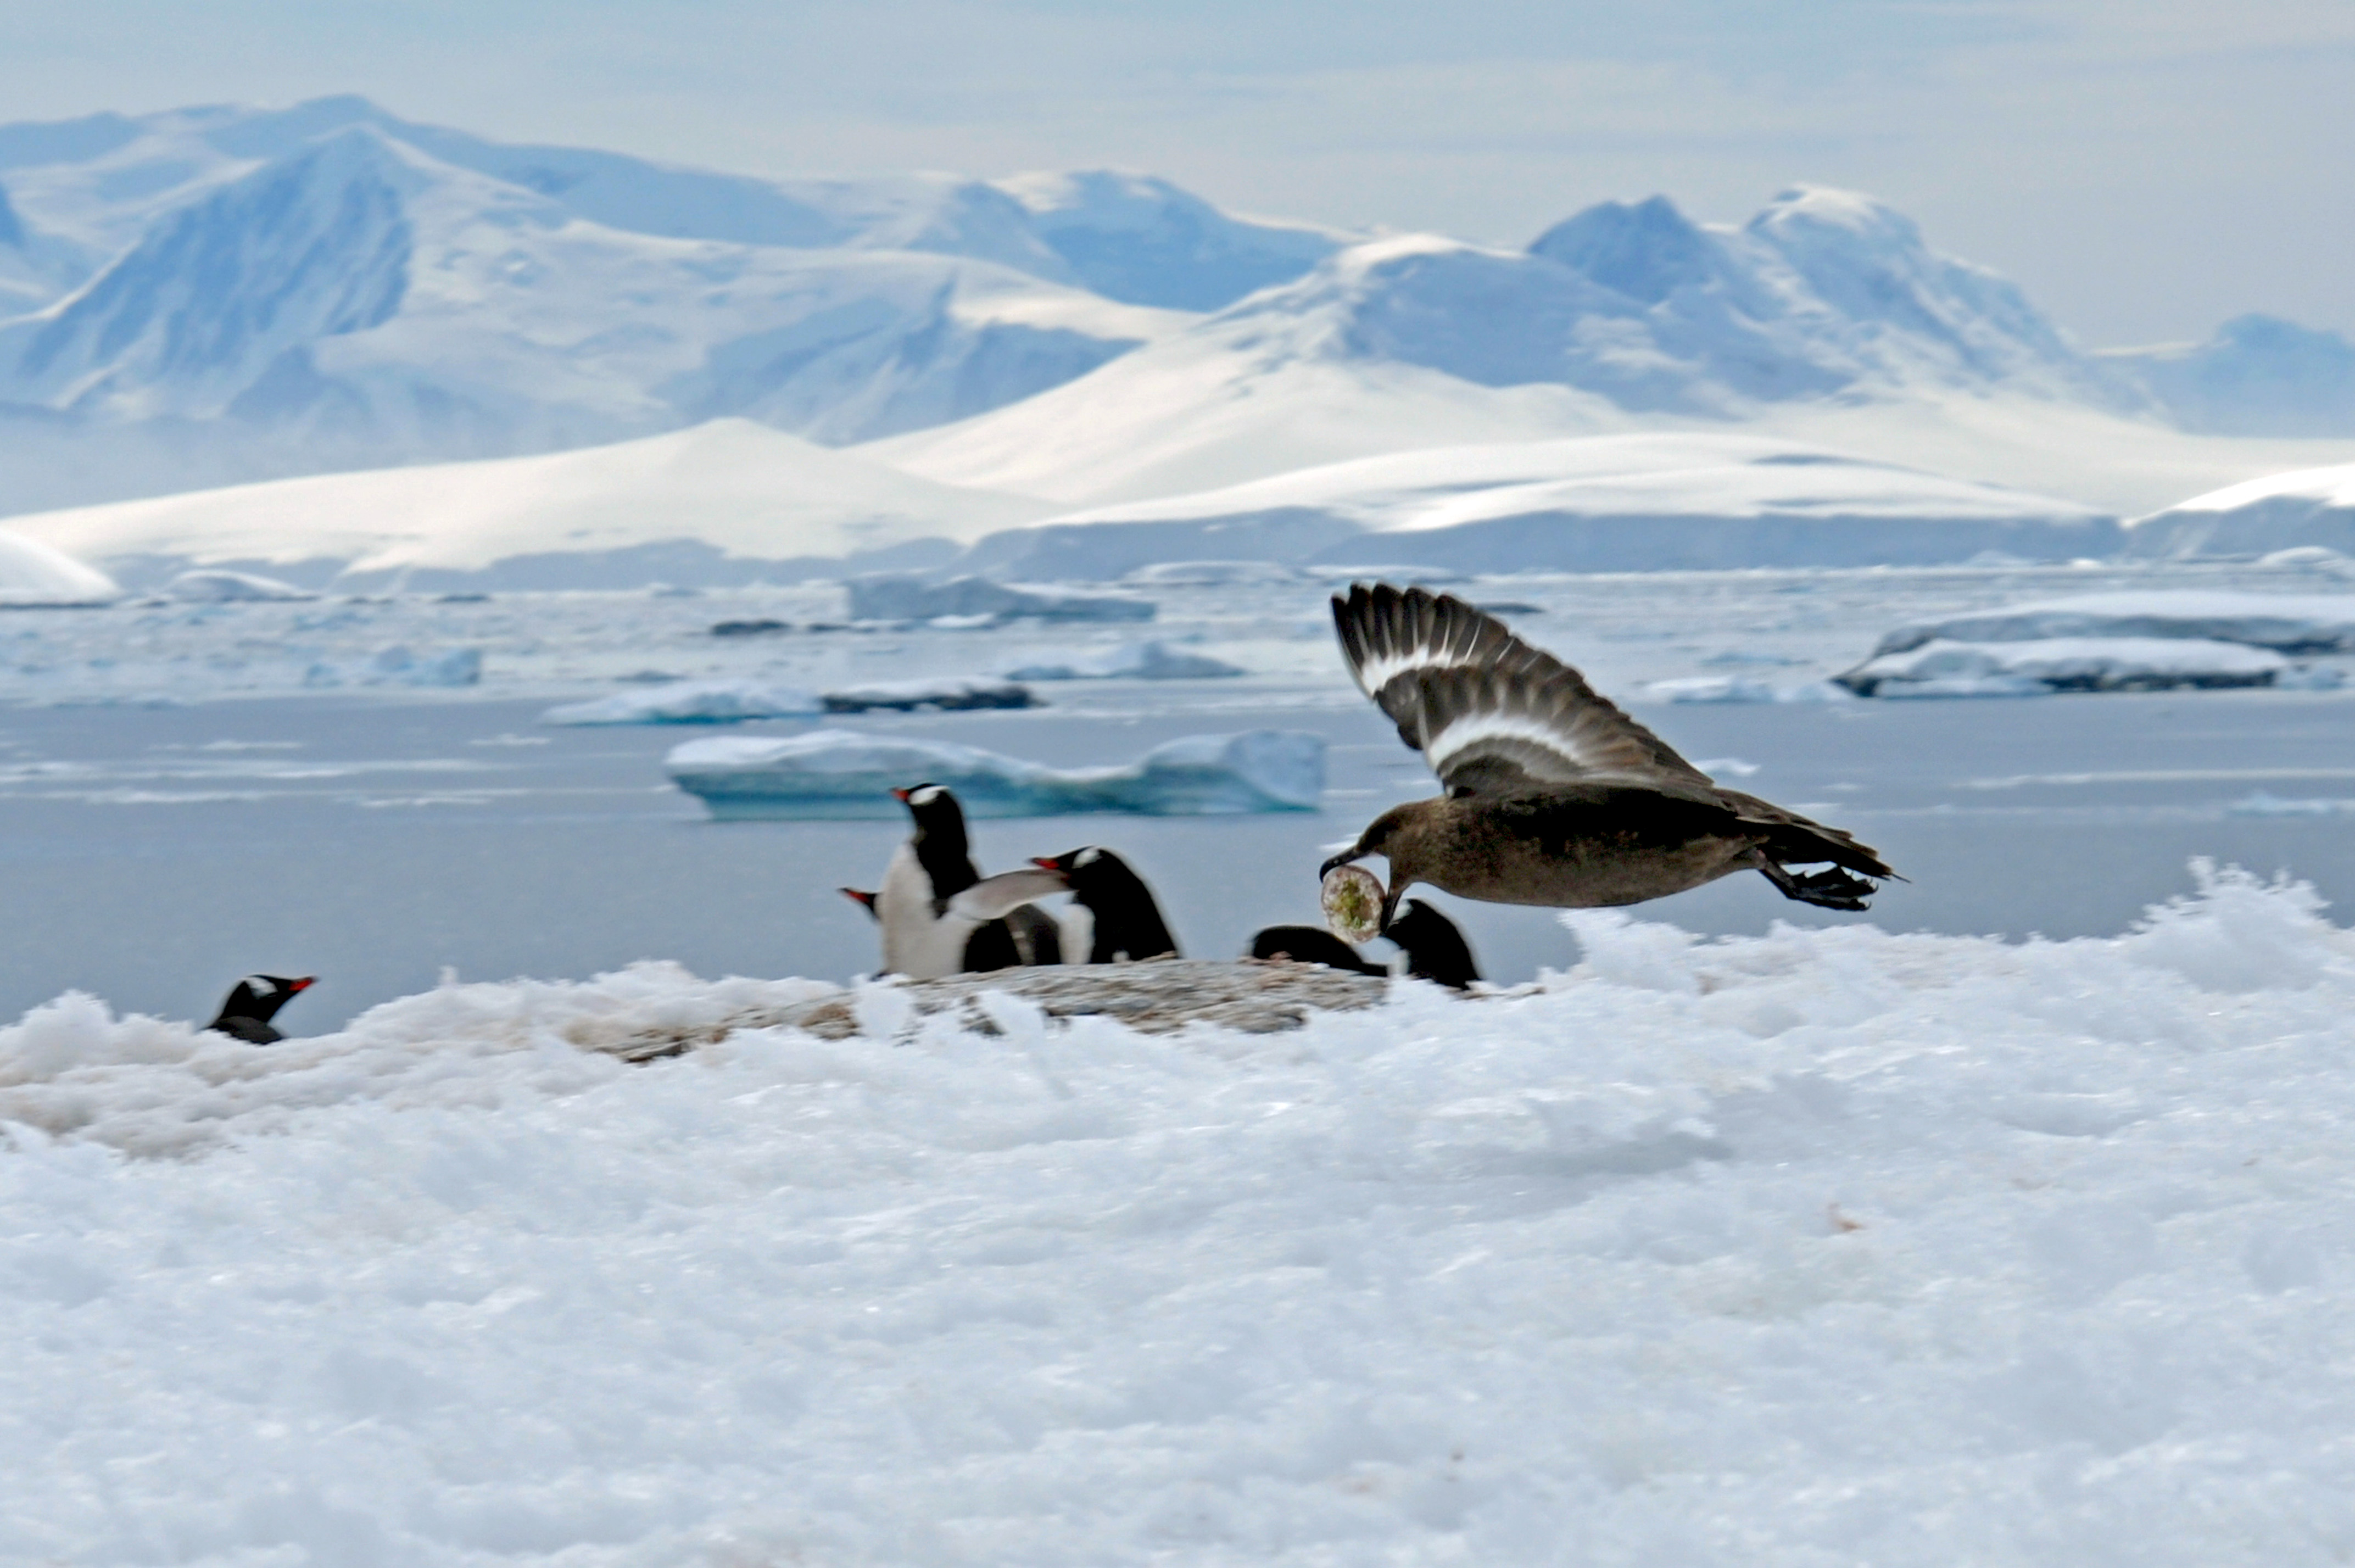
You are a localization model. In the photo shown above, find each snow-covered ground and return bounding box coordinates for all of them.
[5,865,2355,1562]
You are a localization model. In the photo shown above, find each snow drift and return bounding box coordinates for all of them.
[664,727,1325,818]
[5,864,2355,1562]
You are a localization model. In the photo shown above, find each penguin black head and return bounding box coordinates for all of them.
[208,974,315,1044]
[892,782,978,895]
[1384,899,1480,990]
[1030,846,1178,962]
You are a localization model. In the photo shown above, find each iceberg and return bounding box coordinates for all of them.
[1837,637,2290,697]
[2126,461,2355,560]
[665,727,1325,819]
[0,527,122,607]
[998,640,1243,680]
[845,574,1154,624]
[542,680,824,726]
[821,678,1037,712]
[163,568,316,602]
[1863,591,2355,656]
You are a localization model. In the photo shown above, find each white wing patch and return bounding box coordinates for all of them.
[1424,710,1622,780]
[1350,633,1488,696]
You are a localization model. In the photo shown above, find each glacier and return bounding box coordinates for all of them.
[6,867,2355,1561]
[959,432,2121,578]
[664,727,1325,819]
[2125,462,2355,561]
[0,526,120,606]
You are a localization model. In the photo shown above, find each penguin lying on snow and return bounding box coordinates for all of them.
[1030,846,1179,962]
[207,975,315,1044]
[1249,899,1480,990]
[873,784,1065,978]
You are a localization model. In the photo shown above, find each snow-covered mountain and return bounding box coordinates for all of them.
[2103,315,2355,439]
[2,418,1052,589]
[5,95,2354,555]
[961,433,2120,578]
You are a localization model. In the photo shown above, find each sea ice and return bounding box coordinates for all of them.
[1646,675,1854,704]
[1838,636,2290,696]
[820,677,1037,712]
[845,574,1155,624]
[303,645,483,688]
[540,679,824,725]
[998,639,1243,680]
[664,726,1325,818]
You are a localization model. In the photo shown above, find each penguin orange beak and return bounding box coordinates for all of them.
[1029,855,1064,873]
[839,887,877,909]
[890,787,913,803]
[289,977,315,992]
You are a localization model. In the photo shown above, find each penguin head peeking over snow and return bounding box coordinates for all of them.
[1030,846,1179,963]
[207,974,315,1045]
[891,782,980,898]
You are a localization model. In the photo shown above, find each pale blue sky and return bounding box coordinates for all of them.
[3,1,2350,342]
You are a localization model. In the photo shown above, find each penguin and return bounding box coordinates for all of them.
[1246,901,1479,989]
[1247,925,1386,975]
[873,785,1065,977]
[1030,847,1179,962]
[206,975,315,1044]
[841,888,879,919]
[1384,899,1481,990]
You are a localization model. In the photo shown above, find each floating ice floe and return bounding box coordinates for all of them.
[1646,676,1855,705]
[1837,637,2302,697]
[1865,590,2355,656]
[541,680,824,726]
[2227,791,2355,817]
[821,678,1037,712]
[0,528,122,607]
[162,568,316,602]
[665,727,1324,818]
[999,640,1244,680]
[303,645,483,689]
[845,574,1154,624]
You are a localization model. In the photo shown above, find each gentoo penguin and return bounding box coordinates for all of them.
[874,785,1065,976]
[878,783,1023,974]
[840,888,879,918]
[1031,847,1179,962]
[1384,899,1480,990]
[1249,900,1481,989]
[206,975,315,1044]
[1322,584,1896,928]
[1248,925,1386,975]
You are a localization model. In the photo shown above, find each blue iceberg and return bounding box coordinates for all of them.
[666,728,1325,820]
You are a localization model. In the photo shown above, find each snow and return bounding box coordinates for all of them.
[963,433,2118,577]
[665,727,1325,819]
[2,421,1052,585]
[1865,590,2355,656]
[8,864,2355,1560]
[0,526,119,607]
[998,640,1243,680]
[2126,461,2355,561]
[540,680,823,726]
[844,575,1156,623]
[1837,637,2292,697]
